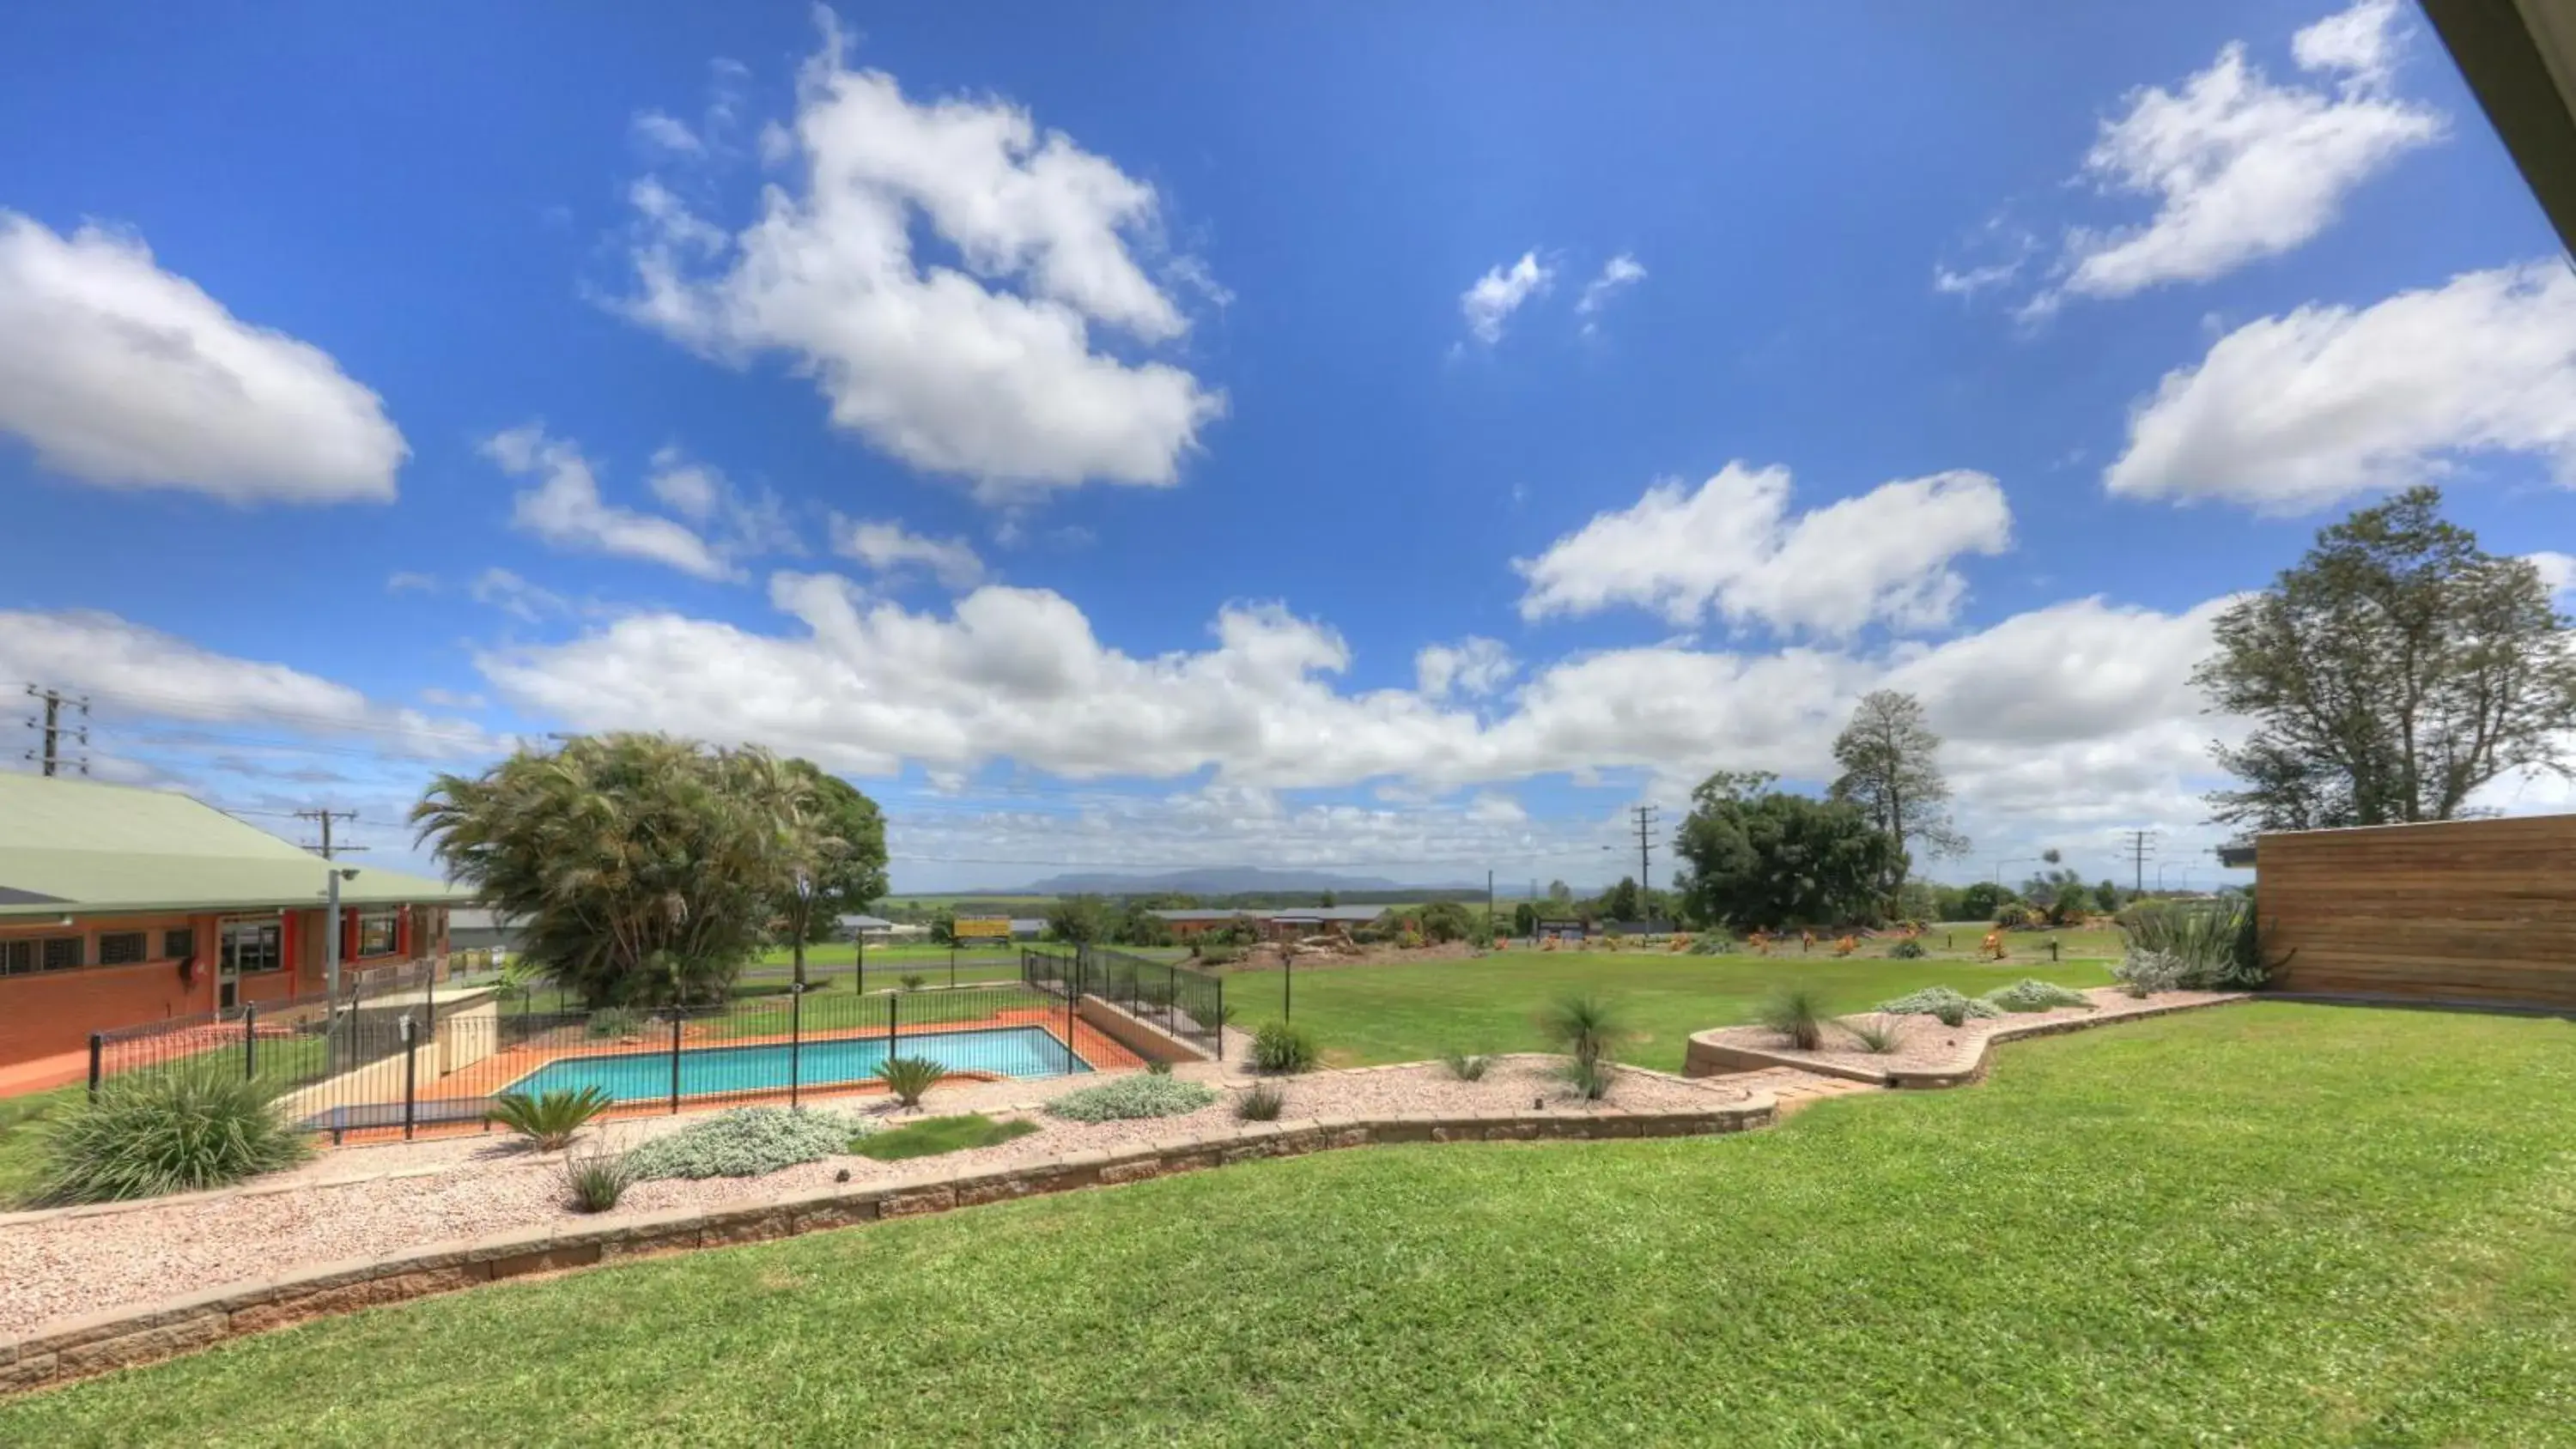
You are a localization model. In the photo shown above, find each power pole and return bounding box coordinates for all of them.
[2123,828,2157,896]
[21,686,89,777]
[296,809,370,861]
[1631,803,1660,901]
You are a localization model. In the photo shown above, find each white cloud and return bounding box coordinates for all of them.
[2530,551,2576,601]
[0,213,406,504]
[2105,263,2576,511]
[468,567,575,624]
[385,572,438,595]
[0,609,491,758]
[1515,464,2014,636]
[1465,791,1528,826]
[2039,0,2439,309]
[487,425,735,581]
[1934,258,2025,297]
[1575,254,1645,332]
[1415,638,1516,698]
[829,516,987,589]
[1460,252,1554,345]
[631,110,704,155]
[619,17,1224,501]
[647,450,723,522]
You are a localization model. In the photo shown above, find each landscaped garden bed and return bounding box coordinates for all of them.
[0,1052,1749,1338]
[1685,985,2244,1082]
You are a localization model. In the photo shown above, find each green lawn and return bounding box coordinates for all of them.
[1220,948,2113,1071]
[0,1084,74,1206]
[9,1003,2573,1446]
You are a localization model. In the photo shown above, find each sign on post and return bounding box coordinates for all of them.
[952,917,1013,942]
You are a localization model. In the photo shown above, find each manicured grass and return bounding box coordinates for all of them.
[854,1113,1040,1162]
[0,1083,76,1207]
[1218,949,2112,1070]
[9,1003,2573,1446]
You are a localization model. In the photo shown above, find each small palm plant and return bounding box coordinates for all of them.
[1540,992,1627,1099]
[487,1087,613,1151]
[563,1147,636,1213]
[877,1056,944,1109]
[1757,985,1830,1052]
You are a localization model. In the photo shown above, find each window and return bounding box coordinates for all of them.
[220,919,283,974]
[357,910,400,957]
[0,940,30,976]
[97,931,147,966]
[163,927,195,962]
[40,937,82,972]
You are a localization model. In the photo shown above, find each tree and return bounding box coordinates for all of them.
[1672,772,1896,931]
[1415,900,1476,944]
[2094,879,2122,913]
[1596,877,1643,923]
[1046,895,1110,945]
[1318,890,1337,908]
[1546,880,1572,904]
[1109,900,1175,948]
[772,761,890,988]
[1828,690,1967,907]
[1957,881,2011,920]
[1511,900,1540,937]
[2195,486,2576,832]
[414,733,806,1008]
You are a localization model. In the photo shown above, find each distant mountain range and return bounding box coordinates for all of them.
[1013,866,1478,896]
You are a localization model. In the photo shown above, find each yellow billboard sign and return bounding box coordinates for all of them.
[952,916,1014,941]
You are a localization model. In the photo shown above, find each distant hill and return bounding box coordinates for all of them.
[1018,866,1472,896]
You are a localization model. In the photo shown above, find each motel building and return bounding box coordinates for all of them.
[0,773,469,1079]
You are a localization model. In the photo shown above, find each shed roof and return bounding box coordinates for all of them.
[0,773,466,919]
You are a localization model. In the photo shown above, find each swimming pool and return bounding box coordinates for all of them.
[505,1025,1089,1104]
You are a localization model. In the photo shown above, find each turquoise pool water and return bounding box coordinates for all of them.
[506,1025,1089,1104]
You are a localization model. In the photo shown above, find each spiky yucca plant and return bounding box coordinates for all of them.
[487,1087,613,1151]
[877,1056,944,1108]
[39,1070,312,1204]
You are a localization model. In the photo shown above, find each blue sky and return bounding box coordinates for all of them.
[2,0,2571,894]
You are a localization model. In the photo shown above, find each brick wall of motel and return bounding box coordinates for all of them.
[0,903,450,1068]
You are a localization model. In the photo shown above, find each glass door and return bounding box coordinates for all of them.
[217,919,280,1011]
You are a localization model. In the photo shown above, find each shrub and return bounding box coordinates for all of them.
[900,973,928,991]
[855,1113,1038,1162]
[1145,1059,1173,1076]
[1415,900,1477,944]
[487,1087,614,1151]
[1441,1049,1493,1082]
[586,1007,645,1040]
[1562,1056,1615,1101]
[1045,1075,1218,1124]
[563,1148,635,1213]
[2120,898,2272,988]
[1842,1016,1905,1054]
[1686,932,1732,955]
[1395,928,1425,950]
[1194,942,1245,967]
[623,1107,858,1180]
[1887,938,1929,960]
[38,1070,312,1205]
[1874,986,2002,1022]
[876,1056,945,1108]
[2113,949,2189,997]
[1540,992,1627,1076]
[1236,1083,1287,1121]
[1252,1022,1319,1075]
[1756,985,1829,1052]
[1984,979,2093,1013]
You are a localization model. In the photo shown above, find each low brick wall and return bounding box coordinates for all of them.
[1076,996,1212,1065]
[0,1099,1771,1397]
[1680,993,2251,1088]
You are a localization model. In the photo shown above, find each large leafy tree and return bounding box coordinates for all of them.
[1828,689,1966,906]
[2195,487,2576,831]
[414,733,830,1007]
[1672,772,1896,931]
[772,759,890,986]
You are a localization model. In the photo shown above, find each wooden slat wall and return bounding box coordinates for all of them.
[2259,815,2576,1007]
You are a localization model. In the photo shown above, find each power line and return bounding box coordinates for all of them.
[22,685,90,777]
[295,808,370,861]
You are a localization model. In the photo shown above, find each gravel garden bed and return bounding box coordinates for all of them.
[1689,986,2244,1080]
[0,1053,1746,1337]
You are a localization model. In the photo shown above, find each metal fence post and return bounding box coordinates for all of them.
[887,989,899,1061]
[243,1003,258,1082]
[87,1032,102,1101]
[789,983,803,1110]
[855,933,866,996]
[670,1014,683,1115]
[1216,976,1225,1062]
[400,1016,419,1142]
[1165,964,1176,1034]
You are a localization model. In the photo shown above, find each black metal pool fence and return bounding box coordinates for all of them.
[1020,945,1225,1059]
[82,953,1225,1144]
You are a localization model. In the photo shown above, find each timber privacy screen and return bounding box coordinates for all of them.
[82,961,1225,1143]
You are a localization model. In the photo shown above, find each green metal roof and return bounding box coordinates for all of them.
[0,773,467,919]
